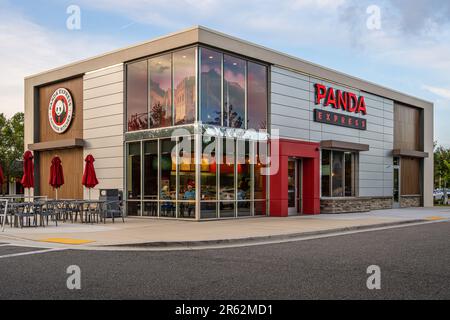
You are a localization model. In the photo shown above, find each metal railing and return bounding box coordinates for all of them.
[0,195,48,203]
[1,199,8,232]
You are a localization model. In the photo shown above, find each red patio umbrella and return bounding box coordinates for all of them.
[49,156,64,199]
[0,165,4,196]
[21,150,34,202]
[82,154,98,200]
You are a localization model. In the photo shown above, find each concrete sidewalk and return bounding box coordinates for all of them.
[1,207,449,248]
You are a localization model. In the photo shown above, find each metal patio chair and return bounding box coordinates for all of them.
[1,201,28,229]
[16,202,38,228]
[85,201,101,224]
[38,201,58,227]
[56,200,73,222]
[100,200,124,223]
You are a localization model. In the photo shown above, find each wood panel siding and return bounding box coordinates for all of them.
[394,103,423,197]
[401,157,421,195]
[394,103,421,151]
[36,77,84,199]
[38,77,83,142]
[38,148,83,199]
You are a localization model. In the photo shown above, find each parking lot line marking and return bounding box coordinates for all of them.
[425,216,444,221]
[0,248,66,259]
[39,238,95,245]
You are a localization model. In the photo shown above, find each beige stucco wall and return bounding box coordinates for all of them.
[23,77,34,198]
[423,104,434,207]
[82,64,124,200]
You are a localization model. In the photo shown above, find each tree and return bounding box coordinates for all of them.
[0,112,24,194]
[434,143,450,204]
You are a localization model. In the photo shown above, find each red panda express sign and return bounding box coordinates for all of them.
[313,83,367,130]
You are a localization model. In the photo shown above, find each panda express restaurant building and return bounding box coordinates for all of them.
[24,26,434,220]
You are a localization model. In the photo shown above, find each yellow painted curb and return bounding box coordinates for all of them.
[39,238,95,245]
[425,216,444,221]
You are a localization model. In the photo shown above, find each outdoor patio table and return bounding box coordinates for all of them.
[56,200,83,223]
[67,200,85,223]
[45,199,68,221]
[71,200,106,223]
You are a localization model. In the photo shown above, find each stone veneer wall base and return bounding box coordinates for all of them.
[399,195,422,208]
[320,197,393,214]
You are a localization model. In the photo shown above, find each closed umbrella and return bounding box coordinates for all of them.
[21,151,34,202]
[0,165,4,196]
[82,154,98,200]
[49,156,64,200]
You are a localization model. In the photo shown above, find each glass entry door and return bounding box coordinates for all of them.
[288,158,302,215]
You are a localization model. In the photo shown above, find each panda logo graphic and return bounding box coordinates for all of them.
[48,88,73,134]
[54,99,67,124]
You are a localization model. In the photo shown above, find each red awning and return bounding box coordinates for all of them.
[21,150,34,189]
[82,154,99,189]
[49,156,64,189]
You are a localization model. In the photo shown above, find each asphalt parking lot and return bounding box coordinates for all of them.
[0,221,449,300]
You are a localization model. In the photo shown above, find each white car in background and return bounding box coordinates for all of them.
[434,189,444,201]
[433,189,450,204]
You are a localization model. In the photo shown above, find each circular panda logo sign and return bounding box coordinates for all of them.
[48,88,73,134]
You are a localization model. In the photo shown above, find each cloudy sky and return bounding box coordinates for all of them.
[1,0,449,145]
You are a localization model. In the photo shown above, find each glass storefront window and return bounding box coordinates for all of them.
[237,140,251,201]
[344,152,355,197]
[223,54,245,129]
[220,202,235,218]
[321,150,331,197]
[149,54,172,128]
[127,142,141,200]
[126,46,268,133]
[321,150,357,198]
[127,201,141,217]
[127,61,148,131]
[143,141,158,217]
[200,48,222,125]
[237,140,251,217]
[332,151,344,197]
[178,201,195,219]
[201,136,217,219]
[179,136,195,198]
[126,135,268,219]
[143,141,158,200]
[179,136,195,219]
[201,136,217,201]
[160,201,176,218]
[143,201,158,217]
[174,48,196,125]
[247,62,268,130]
[237,202,251,217]
[126,142,141,216]
[220,138,235,201]
[254,200,266,216]
[200,202,217,219]
[254,141,267,200]
[160,138,177,217]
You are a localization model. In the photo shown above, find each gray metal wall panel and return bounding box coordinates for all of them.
[270,66,394,198]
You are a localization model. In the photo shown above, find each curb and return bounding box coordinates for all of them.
[105,219,428,249]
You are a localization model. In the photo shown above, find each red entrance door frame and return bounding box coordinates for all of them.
[269,138,320,216]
